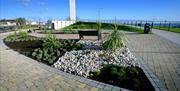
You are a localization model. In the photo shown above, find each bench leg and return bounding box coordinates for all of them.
[98,34,101,40]
[79,35,84,40]
[79,35,81,39]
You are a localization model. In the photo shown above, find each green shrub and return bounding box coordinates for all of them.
[32,39,82,65]
[61,39,82,50]
[32,48,61,65]
[90,64,142,90]
[42,33,61,49]
[90,71,101,78]
[80,24,85,29]
[4,32,17,42]
[18,31,28,40]
[31,33,62,65]
[102,24,124,51]
[100,64,126,82]
[4,31,37,42]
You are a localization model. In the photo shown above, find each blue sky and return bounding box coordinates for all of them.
[0,0,180,21]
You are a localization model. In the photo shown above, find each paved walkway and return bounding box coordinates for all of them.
[127,25,180,45]
[125,32,180,91]
[152,29,180,45]
[0,34,110,91]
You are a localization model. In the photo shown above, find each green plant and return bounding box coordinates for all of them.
[80,24,85,29]
[90,64,143,91]
[42,33,61,49]
[4,32,17,42]
[61,39,82,51]
[19,31,28,40]
[4,31,35,42]
[96,21,102,31]
[32,39,82,65]
[90,71,101,78]
[15,18,26,29]
[32,48,61,65]
[102,24,125,51]
[100,64,126,82]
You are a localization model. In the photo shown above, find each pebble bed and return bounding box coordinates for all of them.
[53,40,139,77]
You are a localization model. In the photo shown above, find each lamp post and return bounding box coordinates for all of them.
[98,8,103,22]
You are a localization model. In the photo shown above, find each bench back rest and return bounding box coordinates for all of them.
[78,31,99,36]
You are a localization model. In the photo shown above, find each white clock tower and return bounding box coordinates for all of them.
[69,0,76,21]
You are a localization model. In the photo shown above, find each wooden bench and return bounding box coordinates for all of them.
[78,30,101,40]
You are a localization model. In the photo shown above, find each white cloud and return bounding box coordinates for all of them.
[38,1,45,6]
[18,0,30,6]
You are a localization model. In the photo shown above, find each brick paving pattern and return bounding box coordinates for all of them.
[125,33,180,91]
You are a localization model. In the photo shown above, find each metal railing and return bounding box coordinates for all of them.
[78,19,180,31]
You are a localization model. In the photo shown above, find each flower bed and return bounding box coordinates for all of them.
[4,32,155,91]
[53,40,154,91]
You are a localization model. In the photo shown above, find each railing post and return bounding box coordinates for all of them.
[151,21,154,32]
[168,23,171,31]
[159,22,161,29]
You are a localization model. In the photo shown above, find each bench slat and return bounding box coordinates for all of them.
[78,30,101,40]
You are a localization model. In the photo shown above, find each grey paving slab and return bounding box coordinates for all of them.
[125,32,180,91]
[152,29,180,46]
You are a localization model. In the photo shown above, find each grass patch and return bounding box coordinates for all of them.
[61,22,144,33]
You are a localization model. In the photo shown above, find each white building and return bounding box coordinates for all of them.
[0,20,16,26]
[6,22,16,26]
[49,0,77,30]
[50,20,76,30]
[30,21,38,25]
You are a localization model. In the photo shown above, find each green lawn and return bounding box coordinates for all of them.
[153,26,180,33]
[19,25,39,30]
[61,22,144,33]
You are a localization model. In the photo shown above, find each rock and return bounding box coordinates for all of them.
[53,40,139,77]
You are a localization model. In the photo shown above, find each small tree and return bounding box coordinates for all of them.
[80,24,85,29]
[42,32,61,49]
[102,23,125,51]
[96,21,101,31]
[15,18,26,29]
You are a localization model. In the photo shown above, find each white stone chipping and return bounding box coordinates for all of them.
[53,40,139,77]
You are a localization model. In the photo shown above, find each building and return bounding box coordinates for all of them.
[49,0,76,30]
[49,20,76,30]
[0,19,16,26]
[30,21,38,25]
